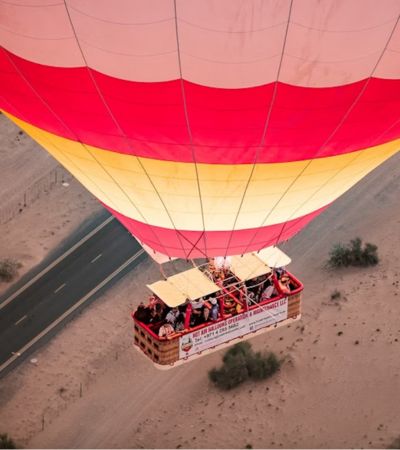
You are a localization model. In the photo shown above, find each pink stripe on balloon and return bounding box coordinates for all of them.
[1,49,399,164]
[104,203,330,259]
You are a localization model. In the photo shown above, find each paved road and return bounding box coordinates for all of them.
[0,214,146,375]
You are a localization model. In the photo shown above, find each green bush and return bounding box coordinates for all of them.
[222,341,251,363]
[209,342,280,390]
[0,259,21,283]
[0,434,16,449]
[362,242,379,266]
[209,353,249,390]
[327,238,379,269]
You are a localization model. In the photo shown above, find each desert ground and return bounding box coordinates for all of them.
[0,113,102,296]
[0,113,399,449]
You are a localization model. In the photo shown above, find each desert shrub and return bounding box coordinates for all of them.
[328,243,351,268]
[0,434,16,449]
[362,242,379,266]
[209,351,249,390]
[247,352,280,380]
[327,238,379,269]
[222,341,252,363]
[330,289,341,300]
[389,436,400,449]
[209,342,281,390]
[0,259,21,283]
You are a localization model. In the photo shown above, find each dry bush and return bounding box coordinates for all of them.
[327,238,379,269]
[0,259,22,283]
[209,342,281,390]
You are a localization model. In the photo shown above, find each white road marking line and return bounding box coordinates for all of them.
[14,315,27,326]
[0,249,144,374]
[54,283,66,294]
[90,253,102,264]
[0,216,114,311]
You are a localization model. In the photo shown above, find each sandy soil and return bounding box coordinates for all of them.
[0,114,102,296]
[0,113,56,207]
[0,144,398,449]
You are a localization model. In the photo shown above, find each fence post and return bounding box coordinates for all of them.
[0,165,66,224]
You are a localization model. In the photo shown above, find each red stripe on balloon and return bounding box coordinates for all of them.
[104,204,329,259]
[1,49,399,164]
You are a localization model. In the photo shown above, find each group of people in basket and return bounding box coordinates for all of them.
[133,267,296,339]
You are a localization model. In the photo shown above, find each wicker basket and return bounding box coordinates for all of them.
[134,290,302,366]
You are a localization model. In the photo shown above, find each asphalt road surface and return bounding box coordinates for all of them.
[0,213,146,376]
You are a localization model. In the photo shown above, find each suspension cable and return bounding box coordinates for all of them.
[2,47,172,257]
[173,0,208,258]
[223,0,294,258]
[243,12,400,254]
[63,0,193,259]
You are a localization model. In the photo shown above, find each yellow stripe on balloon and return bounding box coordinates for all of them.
[5,111,399,232]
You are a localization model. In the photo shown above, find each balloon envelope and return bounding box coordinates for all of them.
[1,0,399,258]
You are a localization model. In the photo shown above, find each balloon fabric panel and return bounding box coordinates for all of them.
[1,1,399,258]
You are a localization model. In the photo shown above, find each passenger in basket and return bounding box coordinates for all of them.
[275,267,286,280]
[279,276,291,294]
[213,270,226,284]
[248,277,264,302]
[246,290,256,306]
[190,297,207,325]
[223,297,238,315]
[134,302,151,324]
[149,302,163,323]
[174,312,186,331]
[261,283,277,301]
[148,295,159,308]
[209,297,219,321]
[165,307,180,327]
[158,322,175,338]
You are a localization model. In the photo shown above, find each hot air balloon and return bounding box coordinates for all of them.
[1,0,399,366]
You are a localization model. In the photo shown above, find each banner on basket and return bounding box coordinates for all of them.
[179,297,288,358]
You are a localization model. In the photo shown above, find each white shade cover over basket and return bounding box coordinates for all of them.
[256,247,292,268]
[147,267,220,307]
